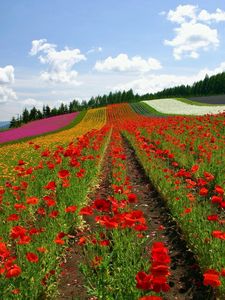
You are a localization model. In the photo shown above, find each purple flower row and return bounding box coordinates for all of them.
[0,112,79,144]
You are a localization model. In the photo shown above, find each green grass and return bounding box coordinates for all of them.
[0,110,86,147]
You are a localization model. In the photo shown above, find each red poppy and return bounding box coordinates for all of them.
[152,276,170,292]
[49,210,59,218]
[215,185,224,195]
[7,214,20,222]
[65,205,77,213]
[191,165,199,173]
[58,169,70,179]
[136,271,153,290]
[207,215,219,221]
[17,235,31,245]
[10,226,27,239]
[43,196,56,207]
[139,296,163,300]
[93,199,111,212]
[62,179,70,188]
[95,215,118,229]
[151,263,170,277]
[54,238,65,245]
[0,242,10,259]
[37,247,47,253]
[14,203,26,211]
[134,224,148,231]
[204,172,214,182]
[78,237,86,245]
[127,193,138,203]
[26,252,39,263]
[44,181,56,190]
[211,196,223,204]
[99,240,110,246]
[79,206,93,215]
[37,207,46,215]
[11,289,20,295]
[5,264,21,278]
[199,187,208,196]
[203,269,221,287]
[26,196,39,205]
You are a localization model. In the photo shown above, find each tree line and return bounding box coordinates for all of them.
[10,71,225,128]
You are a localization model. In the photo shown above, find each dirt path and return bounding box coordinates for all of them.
[122,136,214,300]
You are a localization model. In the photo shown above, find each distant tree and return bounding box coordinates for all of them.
[9,116,16,128]
[22,108,30,123]
[29,107,38,120]
[45,105,51,117]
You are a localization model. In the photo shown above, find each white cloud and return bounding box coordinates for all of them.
[0,86,17,103]
[30,39,86,84]
[167,4,197,24]
[20,98,43,107]
[166,5,225,24]
[0,65,17,103]
[87,46,103,54]
[164,5,225,60]
[198,8,225,23]
[29,39,56,56]
[0,65,15,84]
[113,61,225,95]
[94,53,162,73]
[114,74,192,95]
[164,22,219,60]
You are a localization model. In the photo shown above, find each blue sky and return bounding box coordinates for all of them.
[0,0,225,120]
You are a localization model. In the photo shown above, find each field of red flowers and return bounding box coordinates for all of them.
[0,103,224,299]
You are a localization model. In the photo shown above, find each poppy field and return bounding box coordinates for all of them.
[0,103,225,299]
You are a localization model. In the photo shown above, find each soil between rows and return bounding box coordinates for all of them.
[58,133,215,300]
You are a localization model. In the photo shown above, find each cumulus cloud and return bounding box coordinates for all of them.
[163,5,225,59]
[94,53,162,73]
[30,39,86,84]
[0,65,15,84]
[20,98,43,107]
[113,61,225,95]
[198,8,225,23]
[0,86,17,103]
[167,4,197,24]
[0,65,17,103]
[164,22,219,60]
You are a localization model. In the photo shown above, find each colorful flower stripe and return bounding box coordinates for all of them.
[107,102,147,125]
[0,112,78,144]
[0,107,106,181]
[143,99,225,115]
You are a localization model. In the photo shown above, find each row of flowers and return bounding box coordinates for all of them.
[122,115,225,295]
[143,99,225,115]
[77,126,171,299]
[0,118,110,298]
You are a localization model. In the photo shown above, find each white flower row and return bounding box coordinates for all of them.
[143,99,225,116]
